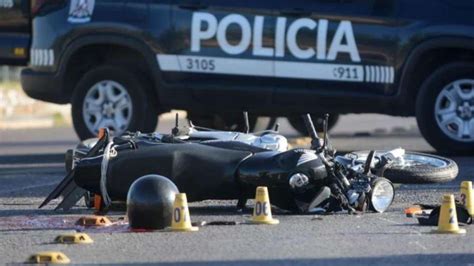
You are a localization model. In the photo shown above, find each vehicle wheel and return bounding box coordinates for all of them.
[416,62,474,154]
[288,114,339,135]
[187,112,271,132]
[71,65,158,140]
[349,151,458,184]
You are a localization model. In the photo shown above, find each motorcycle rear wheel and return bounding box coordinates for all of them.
[349,151,458,184]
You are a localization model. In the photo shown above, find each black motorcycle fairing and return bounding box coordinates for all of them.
[238,149,330,212]
[238,150,327,187]
[237,151,291,187]
[73,155,104,194]
[104,143,252,201]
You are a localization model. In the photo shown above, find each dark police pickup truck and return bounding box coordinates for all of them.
[5,0,474,153]
[0,0,29,65]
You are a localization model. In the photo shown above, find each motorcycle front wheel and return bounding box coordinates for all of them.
[348,151,458,184]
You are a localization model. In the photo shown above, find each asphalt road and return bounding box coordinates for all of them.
[0,114,473,265]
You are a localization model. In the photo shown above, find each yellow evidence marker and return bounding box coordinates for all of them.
[431,194,466,234]
[75,216,112,227]
[460,181,473,217]
[248,186,279,225]
[55,233,93,244]
[166,193,199,232]
[26,251,71,264]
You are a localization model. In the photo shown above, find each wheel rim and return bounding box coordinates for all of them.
[82,80,133,136]
[395,154,448,168]
[349,151,448,169]
[434,79,474,142]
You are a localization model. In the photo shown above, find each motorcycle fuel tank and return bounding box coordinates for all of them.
[238,149,327,187]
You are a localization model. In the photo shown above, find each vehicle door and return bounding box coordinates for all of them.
[165,0,278,108]
[273,0,399,108]
[0,0,30,65]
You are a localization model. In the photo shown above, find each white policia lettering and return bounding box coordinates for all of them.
[191,12,361,62]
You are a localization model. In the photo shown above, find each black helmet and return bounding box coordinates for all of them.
[126,175,179,229]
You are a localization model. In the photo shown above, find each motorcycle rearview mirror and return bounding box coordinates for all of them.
[302,114,323,151]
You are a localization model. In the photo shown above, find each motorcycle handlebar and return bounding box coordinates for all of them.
[302,114,323,151]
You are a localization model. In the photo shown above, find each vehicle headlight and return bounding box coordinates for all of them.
[369,178,394,213]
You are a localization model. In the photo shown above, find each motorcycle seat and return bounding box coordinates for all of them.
[106,143,253,201]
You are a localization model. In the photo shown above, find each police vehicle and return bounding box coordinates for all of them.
[13,0,474,153]
[0,0,29,65]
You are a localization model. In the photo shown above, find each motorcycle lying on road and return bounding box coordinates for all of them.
[40,114,458,214]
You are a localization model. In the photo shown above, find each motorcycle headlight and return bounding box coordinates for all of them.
[369,178,394,213]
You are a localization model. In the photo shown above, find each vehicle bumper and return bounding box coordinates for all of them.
[0,34,29,66]
[21,68,69,104]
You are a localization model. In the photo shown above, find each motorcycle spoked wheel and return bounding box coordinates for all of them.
[348,151,458,184]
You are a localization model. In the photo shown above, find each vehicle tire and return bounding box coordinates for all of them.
[416,62,474,154]
[349,151,458,184]
[288,114,339,136]
[71,65,158,140]
[187,112,263,132]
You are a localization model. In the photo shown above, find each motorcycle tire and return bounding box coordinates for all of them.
[349,151,458,184]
